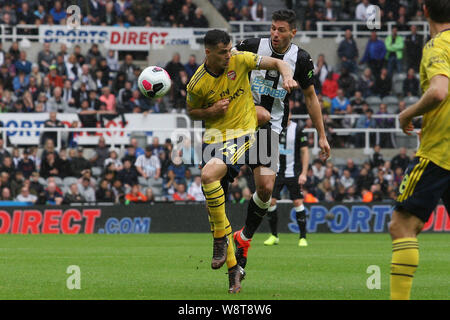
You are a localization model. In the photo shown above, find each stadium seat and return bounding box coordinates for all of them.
[91,167,102,177]
[50,177,63,186]
[387,105,398,114]
[148,178,163,189]
[405,96,419,106]
[366,96,382,106]
[63,177,78,188]
[38,177,47,186]
[189,166,201,177]
[382,95,399,105]
[138,176,148,187]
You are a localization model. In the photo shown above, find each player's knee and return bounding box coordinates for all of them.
[256,184,272,202]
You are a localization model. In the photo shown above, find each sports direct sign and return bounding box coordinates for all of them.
[39,26,195,50]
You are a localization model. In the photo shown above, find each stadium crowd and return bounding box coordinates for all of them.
[0,0,426,205]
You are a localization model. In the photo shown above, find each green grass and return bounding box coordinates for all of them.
[0,233,448,300]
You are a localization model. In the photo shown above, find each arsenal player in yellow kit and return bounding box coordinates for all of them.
[186,29,298,293]
[390,0,450,300]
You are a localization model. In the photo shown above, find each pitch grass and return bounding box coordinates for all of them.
[0,233,448,300]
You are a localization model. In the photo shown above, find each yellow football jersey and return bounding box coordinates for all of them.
[416,29,450,170]
[187,51,262,144]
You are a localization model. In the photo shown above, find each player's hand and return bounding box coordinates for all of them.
[319,136,330,161]
[209,99,229,117]
[399,111,414,135]
[282,78,299,94]
[298,173,307,186]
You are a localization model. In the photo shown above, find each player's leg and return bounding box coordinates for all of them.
[293,198,308,247]
[389,157,449,300]
[234,165,275,268]
[264,197,280,245]
[388,209,423,300]
[201,158,229,269]
[256,105,270,127]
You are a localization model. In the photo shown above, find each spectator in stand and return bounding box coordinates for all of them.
[49,1,67,25]
[160,0,180,25]
[119,54,137,83]
[135,146,161,180]
[164,53,185,84]
[314,53,329,87]
[360,31,386,79]
[15,186,37,203]
[0,187,13,201]
[172,70,189,113]
[391,147,410,172]
[349,91,366,113]
[370,144,385,169]
[178,4,194,27]
[77,177,96,202]
[106,50,119,73]
[90,136,109,167]
[192,8,209,28]
[99,86,116,113]
[187,175,205,201]
[40,151,62,179]
[220,0,240,21]
[77,99,98,129]
[355,108,376,147]
[384,25,404,77]
[44,181,63,205]
[173,183,195,201]
[40,112,64,147]
[17,3,35,25]
[125,184,147,203]
[304,0,318,31]
[338,67,356,97]
[12,71,29,97]
[63,183,87,204]
[355,0,370,21]
[403,68,420,97]
[102,1,117,26]
[324,0,337,22]
[65,54,81,82]
[184,54,199,81]
[167,156,186,185]
[70,146,92,178]
[375,103,395,148]
[104,149,123,172]
[338,29,359,73]
[62,79,76,109]
[96,179,115,202]
[339,169,355,189]
[250,2,267,21]
[47,64,64,88]
[54,54,67,79]
[321,71,339,99]
[331,89,350,115]
[404,25,423,72]
[17,149,36,179]
[374,68,392,98]
[38,43,56,74]
[312,159,326,182]
[15,51,32,75]
[0,64,14,92]
[117,159,139,189]
[46,87,72,112]
[129,138,145,158]
[357,68,375,98]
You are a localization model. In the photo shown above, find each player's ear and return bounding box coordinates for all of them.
[291,28,297,38]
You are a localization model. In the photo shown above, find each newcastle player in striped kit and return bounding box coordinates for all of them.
[263,113,310,247]
[232,9,330,268]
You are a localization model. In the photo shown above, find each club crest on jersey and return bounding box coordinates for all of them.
[227,70,236,80]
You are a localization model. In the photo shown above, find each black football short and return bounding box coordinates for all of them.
[272,176,304,200]
[394,157,450,222]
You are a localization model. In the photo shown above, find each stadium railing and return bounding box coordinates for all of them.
[0,115,420,157]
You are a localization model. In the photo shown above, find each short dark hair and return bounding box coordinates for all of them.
[272,9,297,29]
[425,0,450,23]
[204,29,231,48]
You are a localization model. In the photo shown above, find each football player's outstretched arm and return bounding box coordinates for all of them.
[303,84,330,161]
[258,56,298,93]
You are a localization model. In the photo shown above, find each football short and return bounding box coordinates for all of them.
[394,157,450,222]
[272,176,304,200]
[200,124,279,198]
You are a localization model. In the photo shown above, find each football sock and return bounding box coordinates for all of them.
[390,237,419,300]
[203,181,227,238]
[295,205,307,239]
[267,205,278,237]
[242,192,271,240]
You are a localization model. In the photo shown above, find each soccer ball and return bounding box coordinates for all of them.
[138,66,171,98]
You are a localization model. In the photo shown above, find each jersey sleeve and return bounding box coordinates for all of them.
[236,51,262,72]
[423,42,450,80]
[186,86,204,109]
[234,38,261,53]
[294,49,315,90]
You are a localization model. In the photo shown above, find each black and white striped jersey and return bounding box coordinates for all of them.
[235,37,315,134]
[278,121,308,178]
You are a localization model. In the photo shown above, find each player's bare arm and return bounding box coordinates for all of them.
[298,145,309,185]
[302,85,330,161]
[258,56,298,93]
[187,99,230,120]
[399,74,449,134]
[256,105,270,126]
